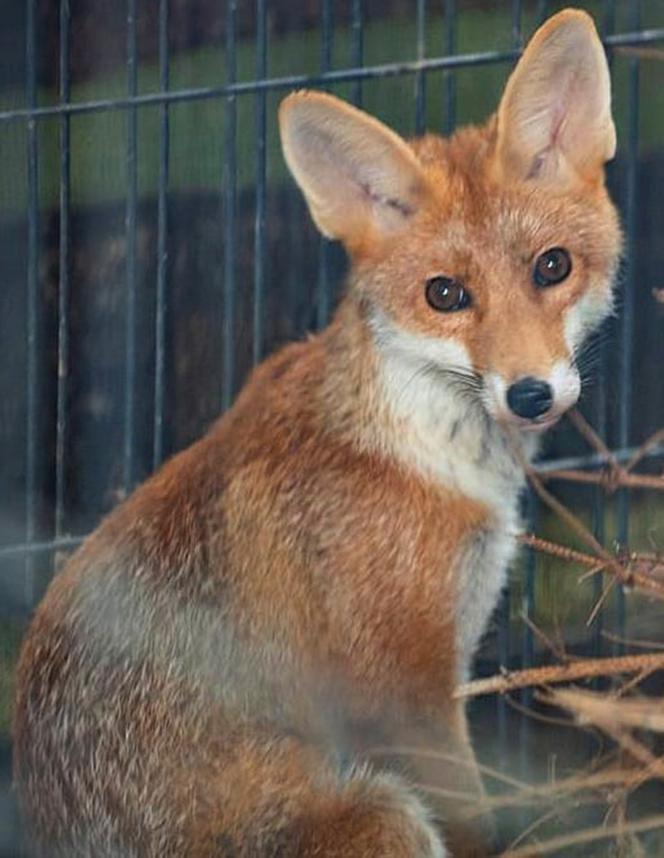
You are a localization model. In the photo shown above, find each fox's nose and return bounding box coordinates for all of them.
[506,377,553,419]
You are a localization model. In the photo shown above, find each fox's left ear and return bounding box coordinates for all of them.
[493,9,615,185]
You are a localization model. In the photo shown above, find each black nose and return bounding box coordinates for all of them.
[506,377,553,420]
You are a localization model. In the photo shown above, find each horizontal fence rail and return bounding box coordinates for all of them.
[0,27,663,124]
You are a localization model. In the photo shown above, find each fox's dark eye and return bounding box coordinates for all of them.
[425,276,471,312]
[533,247,572,287]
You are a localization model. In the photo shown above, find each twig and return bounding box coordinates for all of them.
[366,745,529,793]
[463,767,636,818]
[601,630,664,652]
[520,468,664,598]
[519,611,568,662]
[614,45,664,62]
[506,807,561,852]
[534,416,664,490]
[586,576,617,628]
[500,812,664,857]
[539,687,664,734]
[518,458,623,577]
[625,427,664,472]
[517,533,599,568]
[567,408,616,463]
[455,653,664,700]
[538,468,664,492]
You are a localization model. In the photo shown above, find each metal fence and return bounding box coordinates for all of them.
[1,0,664,849]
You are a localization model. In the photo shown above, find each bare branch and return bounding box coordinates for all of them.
[456,653,664,700]
[500,813,664,857]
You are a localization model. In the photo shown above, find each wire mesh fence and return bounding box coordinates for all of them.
[1,0,664,852]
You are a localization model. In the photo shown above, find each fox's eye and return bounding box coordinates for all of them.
[425,276,471,312]
[533,247,572,287]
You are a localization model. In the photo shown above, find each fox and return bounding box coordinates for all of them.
[13,8,621,858]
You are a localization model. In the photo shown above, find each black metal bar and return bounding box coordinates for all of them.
[602,0,616,40]
[24,0,40,606]
[415,0,427,134]
[321,0,333,79]
[519,490,537,813]
[511,0,523,48]
[614,0,642,655]
[442,0,457,135]
[153,0,169,468]
[535,0,550,25]
[350,0,364,106]
[123,0,138,491]
[222,0,238,411]
[316,0,334,330]
[591,376,607,665]
[496,589,510,771]
[521,493,537,708]
[536,442,664,473]
[2,28,661,124]
[55,0,71,539]
[590,0,617,664]
[253,0,268,366]
[0,535,85,561]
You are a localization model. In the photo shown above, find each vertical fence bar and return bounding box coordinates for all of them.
[253,0,268,366]
[496,588,510,771]
[153,0,169,468]
[614,0,641,655]
[350,0,364,107]
[535,0,550,25]
[590,0,617,664]
[415,0,427,134]
[55,0,71,540]
[123,0,138,491]
[511,0,523,48]
[24,0,40,605]
[518,491,537,825]
[442,0,457,135]
[222,1,238,412]
[510,0,534,797]
[591,348,608,663]
[316,0,334,330]
[520,495,537,709]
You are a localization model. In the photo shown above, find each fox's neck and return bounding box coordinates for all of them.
[319,295,537,516]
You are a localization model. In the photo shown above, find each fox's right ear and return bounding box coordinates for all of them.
[279,91,428,249]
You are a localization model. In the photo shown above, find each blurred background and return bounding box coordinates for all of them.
[1,0,663,853]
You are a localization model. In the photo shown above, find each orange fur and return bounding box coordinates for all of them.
[14,10,622,857]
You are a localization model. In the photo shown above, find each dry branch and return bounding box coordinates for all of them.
[500,813,664,857]
[487,415,664,854]
[518,532,664,600]
[540,687,664,733]
[455,653,664,700]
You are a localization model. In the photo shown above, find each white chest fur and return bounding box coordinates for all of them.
[371,316,535,678]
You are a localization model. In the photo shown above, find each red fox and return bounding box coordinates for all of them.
[14,9,621,857]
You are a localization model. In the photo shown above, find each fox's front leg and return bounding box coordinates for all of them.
[368,703,495,858]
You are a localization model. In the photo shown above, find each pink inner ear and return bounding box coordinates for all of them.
[495,12,615,183]
[525,77,573,179]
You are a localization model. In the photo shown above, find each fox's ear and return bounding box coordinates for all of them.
[279,91,428,248]
[493,9,615,185]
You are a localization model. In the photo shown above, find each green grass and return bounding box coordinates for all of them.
[1,1,663,216]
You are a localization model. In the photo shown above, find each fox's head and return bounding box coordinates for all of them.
[279,9,622,434]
